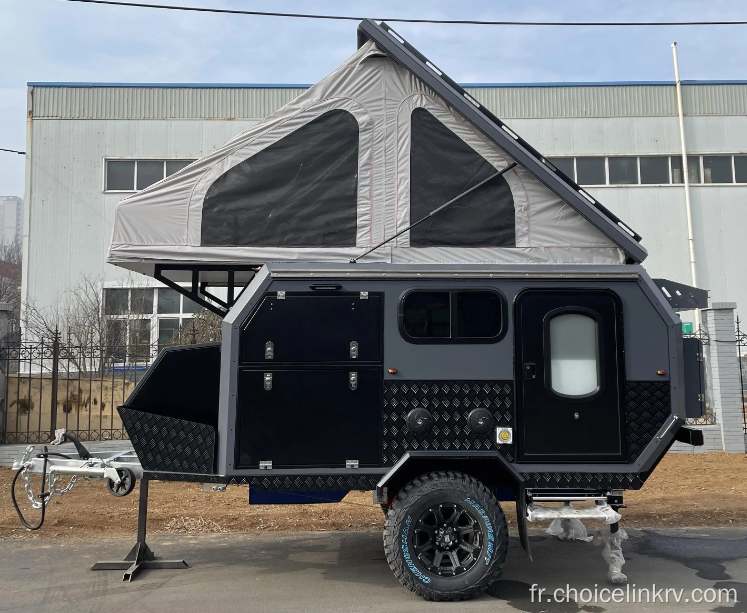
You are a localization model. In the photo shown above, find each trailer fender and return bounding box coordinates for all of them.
[375,451,531,559]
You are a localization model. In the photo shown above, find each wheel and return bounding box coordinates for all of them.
[106,468,136,497]
[383,471,508,601]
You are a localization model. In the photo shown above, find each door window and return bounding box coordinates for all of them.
[549,313,599,396]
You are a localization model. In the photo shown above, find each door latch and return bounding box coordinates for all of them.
[349,372,358,390]
[263,373,273,391]
[350,341,358,359]
[524,363,537,380]
[265,341,274,360]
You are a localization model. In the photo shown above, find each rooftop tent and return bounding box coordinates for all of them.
[108,20,646,281]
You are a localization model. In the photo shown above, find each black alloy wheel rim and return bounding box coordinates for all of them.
[412,502,484,576]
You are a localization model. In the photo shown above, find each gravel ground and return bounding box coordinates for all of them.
[2,452,747,540]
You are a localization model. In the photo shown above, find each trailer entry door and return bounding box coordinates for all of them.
[515,289,625,462]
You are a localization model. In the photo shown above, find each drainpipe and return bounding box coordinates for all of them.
[672,42,700,327]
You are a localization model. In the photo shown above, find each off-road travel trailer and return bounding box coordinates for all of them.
[106,20,706,600]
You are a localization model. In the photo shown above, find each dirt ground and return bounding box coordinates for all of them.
[2,452,747,540]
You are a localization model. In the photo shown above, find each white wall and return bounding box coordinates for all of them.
[23,119,258,310]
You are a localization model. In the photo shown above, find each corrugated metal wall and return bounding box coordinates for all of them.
[31,83,747,120]
[31,87,307,120]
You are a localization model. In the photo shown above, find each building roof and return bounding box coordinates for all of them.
[27,80,747,88]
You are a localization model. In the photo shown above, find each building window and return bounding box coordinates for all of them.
[547,157,575,182]
[671,155,701,184]
[400,290,505,343]
[158,318,180,351]
[104,288,129,315]
[549,313,599,397]
[103,286,202,361]
[702,155,733,184]
[105,159,194,192]
[639,156,670,184]
[608,157,639,185]
[575,157,606,185]
[157,288,181,314]
[735,156,747,183]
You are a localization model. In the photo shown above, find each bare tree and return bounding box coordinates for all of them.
[22,273,150,372]
[171,307,223,345]
[0,239,22,337]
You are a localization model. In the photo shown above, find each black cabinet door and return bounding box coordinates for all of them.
[515,290,625,462]
[236,368,382,468]
[241,293,381,363]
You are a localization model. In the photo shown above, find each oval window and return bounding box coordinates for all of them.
[549,313,599,396]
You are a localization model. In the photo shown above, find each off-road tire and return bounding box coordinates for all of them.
[383,471,508,601]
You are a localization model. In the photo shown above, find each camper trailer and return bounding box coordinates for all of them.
[105,20,705,600]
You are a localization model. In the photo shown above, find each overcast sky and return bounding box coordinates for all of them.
[2,0,747,197]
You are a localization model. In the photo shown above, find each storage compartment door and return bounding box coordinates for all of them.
[516,290,625,462]
[236,368,381,468]
[241,293,381,363]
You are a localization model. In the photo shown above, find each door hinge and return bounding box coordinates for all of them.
[350,341,358,359]
[698,393,705,402]
[259,461,272,470]
[349,372,358,390]
[697,353,704,362]
[276,291,286,300]
[346,460,359,469]
[263,373,273,391]
[265,341,274,360]
[360,291,368,300]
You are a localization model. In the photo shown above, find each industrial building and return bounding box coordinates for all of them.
[0,196,22,247]
[21,80,747,345]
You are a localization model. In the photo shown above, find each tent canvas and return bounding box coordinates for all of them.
[108,20,646,279]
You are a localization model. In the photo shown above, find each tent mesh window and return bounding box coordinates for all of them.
[201,109,359,247]
[409,108,515,248]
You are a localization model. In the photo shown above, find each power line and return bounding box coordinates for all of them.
[57,1,747,27]
[0,149,26,155]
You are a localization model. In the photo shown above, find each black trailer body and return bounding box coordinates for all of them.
[121,262,690,488]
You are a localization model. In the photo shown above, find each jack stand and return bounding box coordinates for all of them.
[91,478,188,581]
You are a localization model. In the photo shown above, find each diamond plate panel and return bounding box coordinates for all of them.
[143,471,381,491]
[383,380,515,466]
[120,407,216,474]
[625,381,671,462]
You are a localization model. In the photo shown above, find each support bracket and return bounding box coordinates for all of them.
[91,479,188,582]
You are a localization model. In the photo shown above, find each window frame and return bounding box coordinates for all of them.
[543,306,605,402]
[398,288,508,345]
[103,158,196,193]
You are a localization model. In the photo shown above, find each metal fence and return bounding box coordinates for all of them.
[0,336,167,444]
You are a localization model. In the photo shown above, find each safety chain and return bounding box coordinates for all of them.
[18,445,79,508]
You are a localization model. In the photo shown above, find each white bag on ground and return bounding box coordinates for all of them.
[546,518,594,542]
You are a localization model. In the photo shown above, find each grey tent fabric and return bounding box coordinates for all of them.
[202,110,359,247]
[409,108,515,248]
[108,40,628,274]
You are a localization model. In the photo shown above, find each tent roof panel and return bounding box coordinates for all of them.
[356,19,647,264]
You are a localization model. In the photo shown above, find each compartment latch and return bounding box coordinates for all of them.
[265,341,274,360]
[263,373,273,391]
[350,341,359,359]
[349,372,358,390]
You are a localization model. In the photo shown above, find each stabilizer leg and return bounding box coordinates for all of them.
[91,478,188,581]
